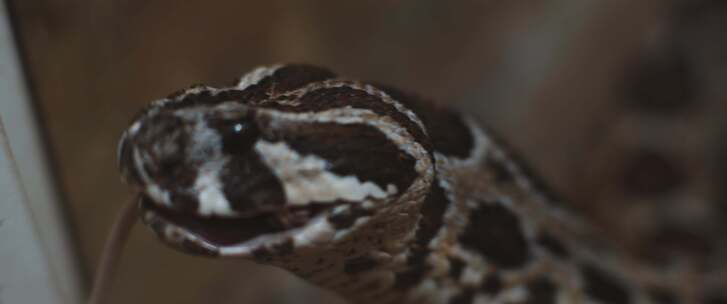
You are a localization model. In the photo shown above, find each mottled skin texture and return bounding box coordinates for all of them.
[118,64,724,303]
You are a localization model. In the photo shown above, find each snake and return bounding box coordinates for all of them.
[117,64,725,304]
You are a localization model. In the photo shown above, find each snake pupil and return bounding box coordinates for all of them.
[222,121,259,155]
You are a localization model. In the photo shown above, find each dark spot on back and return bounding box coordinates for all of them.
[581,264,631,304]
[525,277,557,304]
[344,256,379,274]
[449,258,465,279]
[271,123,419,196]
[648,287,678,304]
[459,201,530,269]
[536,232,571,259]
[449,288,475,304]
[480,274,503,294]
[375,85,473,158]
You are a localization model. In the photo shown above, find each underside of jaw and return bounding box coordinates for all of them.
[138,195,340,257]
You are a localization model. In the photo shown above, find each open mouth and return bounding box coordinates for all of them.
[139,195,336,251]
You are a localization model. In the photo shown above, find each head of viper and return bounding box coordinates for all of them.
[117,65,433,259]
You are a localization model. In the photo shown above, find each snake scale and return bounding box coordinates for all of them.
[117,64,725,304]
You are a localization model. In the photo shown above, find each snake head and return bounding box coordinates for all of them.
[117,65,432,258]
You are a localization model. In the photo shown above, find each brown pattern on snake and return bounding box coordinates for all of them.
[119,64,724,304]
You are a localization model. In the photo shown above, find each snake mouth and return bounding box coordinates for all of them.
[138,195,336,256]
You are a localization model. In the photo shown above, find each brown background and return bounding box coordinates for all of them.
[9,1,727,303]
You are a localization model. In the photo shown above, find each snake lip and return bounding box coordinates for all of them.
[138,195,337,256]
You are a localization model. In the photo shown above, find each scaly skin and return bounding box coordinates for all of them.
[118,64,723,303]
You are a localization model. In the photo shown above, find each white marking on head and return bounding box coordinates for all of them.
[194,162,233,216]
[178,112,236,216]
[236,65,283,90]
[255,141,396,206]
[217,216,336,256]
[260,107,431,178]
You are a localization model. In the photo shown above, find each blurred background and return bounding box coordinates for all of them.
[6,0,727,303]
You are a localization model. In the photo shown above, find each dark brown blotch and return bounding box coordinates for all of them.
[459,200,531,269]
[375,85,473,158]
[234,65,336,104]
[221,153,286,216]
[268,64,336,93]
[169,192,200,213]
[410,182,450,265]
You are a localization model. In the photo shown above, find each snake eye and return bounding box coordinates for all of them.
[220,120,259,155]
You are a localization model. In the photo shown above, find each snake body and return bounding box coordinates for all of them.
[118,64,724,303]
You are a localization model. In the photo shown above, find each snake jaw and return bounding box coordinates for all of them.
[138,194,343,257]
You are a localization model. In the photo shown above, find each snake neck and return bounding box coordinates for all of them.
[257,181,433,303]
